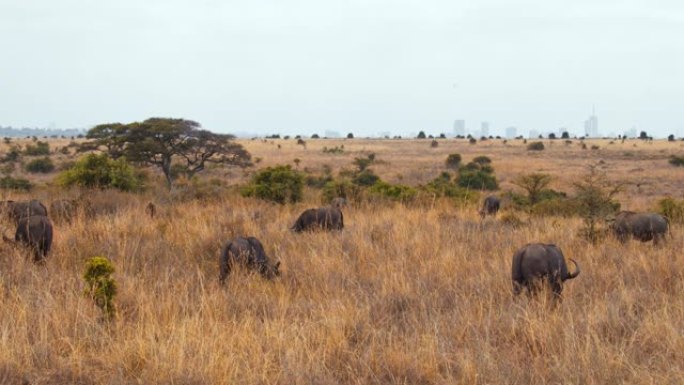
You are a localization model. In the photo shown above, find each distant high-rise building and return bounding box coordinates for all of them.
[480,122,490,137]
[505,126,517,138]
[584,107,598,137]
[453,120,465,136]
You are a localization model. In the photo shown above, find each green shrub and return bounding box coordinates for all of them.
[669,155,684,167]
[0,176,32,191]
[657,198,684,223]
[422,172,479,204]
[472,155,492,165]
[23,141,50,156]
[530,198,581,217]
[241,165,304,204]
[321,179,364,203]
[352,169,380,186]
[1,146,21,163]
[322,146,344,154]
[25,157,55,173]
[368,181,417,203]
[445,153,462,169]
[305,173,334,188]
[458,169,498,190]
[527,141,545,151]
[83,256,117,321]
[57,153,143,192]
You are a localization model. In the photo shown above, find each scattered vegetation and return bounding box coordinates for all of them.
[0,175,32,191]
[241,165,304,204]
[573,165,622,243]
[669,155,684,167]
[57,153,144,191]
[83,256,117,321]
[445,153,462,169]
[23,140,50,156]
[657,197,684,224]
[25,156,55,173]
[527,141,545,151]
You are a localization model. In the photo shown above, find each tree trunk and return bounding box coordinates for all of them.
[162,156,173,188]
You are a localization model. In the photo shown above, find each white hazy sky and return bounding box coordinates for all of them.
[1,0,682,137]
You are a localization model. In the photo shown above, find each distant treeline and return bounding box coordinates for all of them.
[0,126,85,138]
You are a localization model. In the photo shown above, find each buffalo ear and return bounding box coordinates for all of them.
[275,261,281,269]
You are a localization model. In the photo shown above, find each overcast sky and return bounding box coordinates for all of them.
[1,0,682,137]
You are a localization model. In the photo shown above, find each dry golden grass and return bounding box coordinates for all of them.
[0,138,682,384]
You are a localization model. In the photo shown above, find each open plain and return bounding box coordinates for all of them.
[0,137,683,384]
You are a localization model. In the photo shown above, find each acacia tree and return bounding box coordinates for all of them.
[85,118,251,187]
[513,173,552,205]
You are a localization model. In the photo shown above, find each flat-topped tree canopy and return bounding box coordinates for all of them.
[85,117,251,187]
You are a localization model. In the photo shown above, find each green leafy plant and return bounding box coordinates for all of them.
[83,256,117,321]
[25,157,55,173]
[241,165,304,204]
[57,153,143,191]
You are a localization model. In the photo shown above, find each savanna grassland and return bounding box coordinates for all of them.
[0,137,683,384]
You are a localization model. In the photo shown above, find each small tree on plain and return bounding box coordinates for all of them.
[513,173,552,205]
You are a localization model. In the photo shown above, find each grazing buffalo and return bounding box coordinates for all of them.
[145,202,156,218]
[4,200,48,225]
[610,211,669,244]
[511,243,580,297]
[291,206,344,232]
[15,215,53,262]
[479,195,500,219]
[219,236,280,283]
[50,199,78,223]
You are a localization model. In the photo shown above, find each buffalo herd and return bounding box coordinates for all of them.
[0,193,673,303]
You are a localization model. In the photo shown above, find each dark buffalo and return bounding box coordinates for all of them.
[291,206,344,232]
[479,195,500,219]
[219,237,280,283]
[15,215,53,262]
[512,243,580,297]
[610,211,669,244]
[2,200,48,224]
[50,199,78,223]
[145,202,156,218]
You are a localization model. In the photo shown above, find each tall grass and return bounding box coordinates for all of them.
[0,194,682,384]
[0,138,682,383]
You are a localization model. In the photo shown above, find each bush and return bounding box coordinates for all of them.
[368,181,417,203]
[457,169,498,190]
[322,146,344,154]
[530,198,581,217]
[469,138,477,144]
[417,131,426,139]
[241,165,304,204]
[23,141,50,156]
[500,212,525,228]
[83,256,117,321]
[305,173,334,188]
[0,176,32,191]
[352,169,380,186]
[445,153,462,169]
[513,173,552,205]
[527,141,545,151]
[573,165,622,243]
[657,198,684,224]
[57,153,143,192]
[422,172,479,204]
[457,161,498,191]
[25,157,55,173]
[321,179,365,203]
[1,146,21,163]
[669,155,684,167]
[472,155,492,165]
